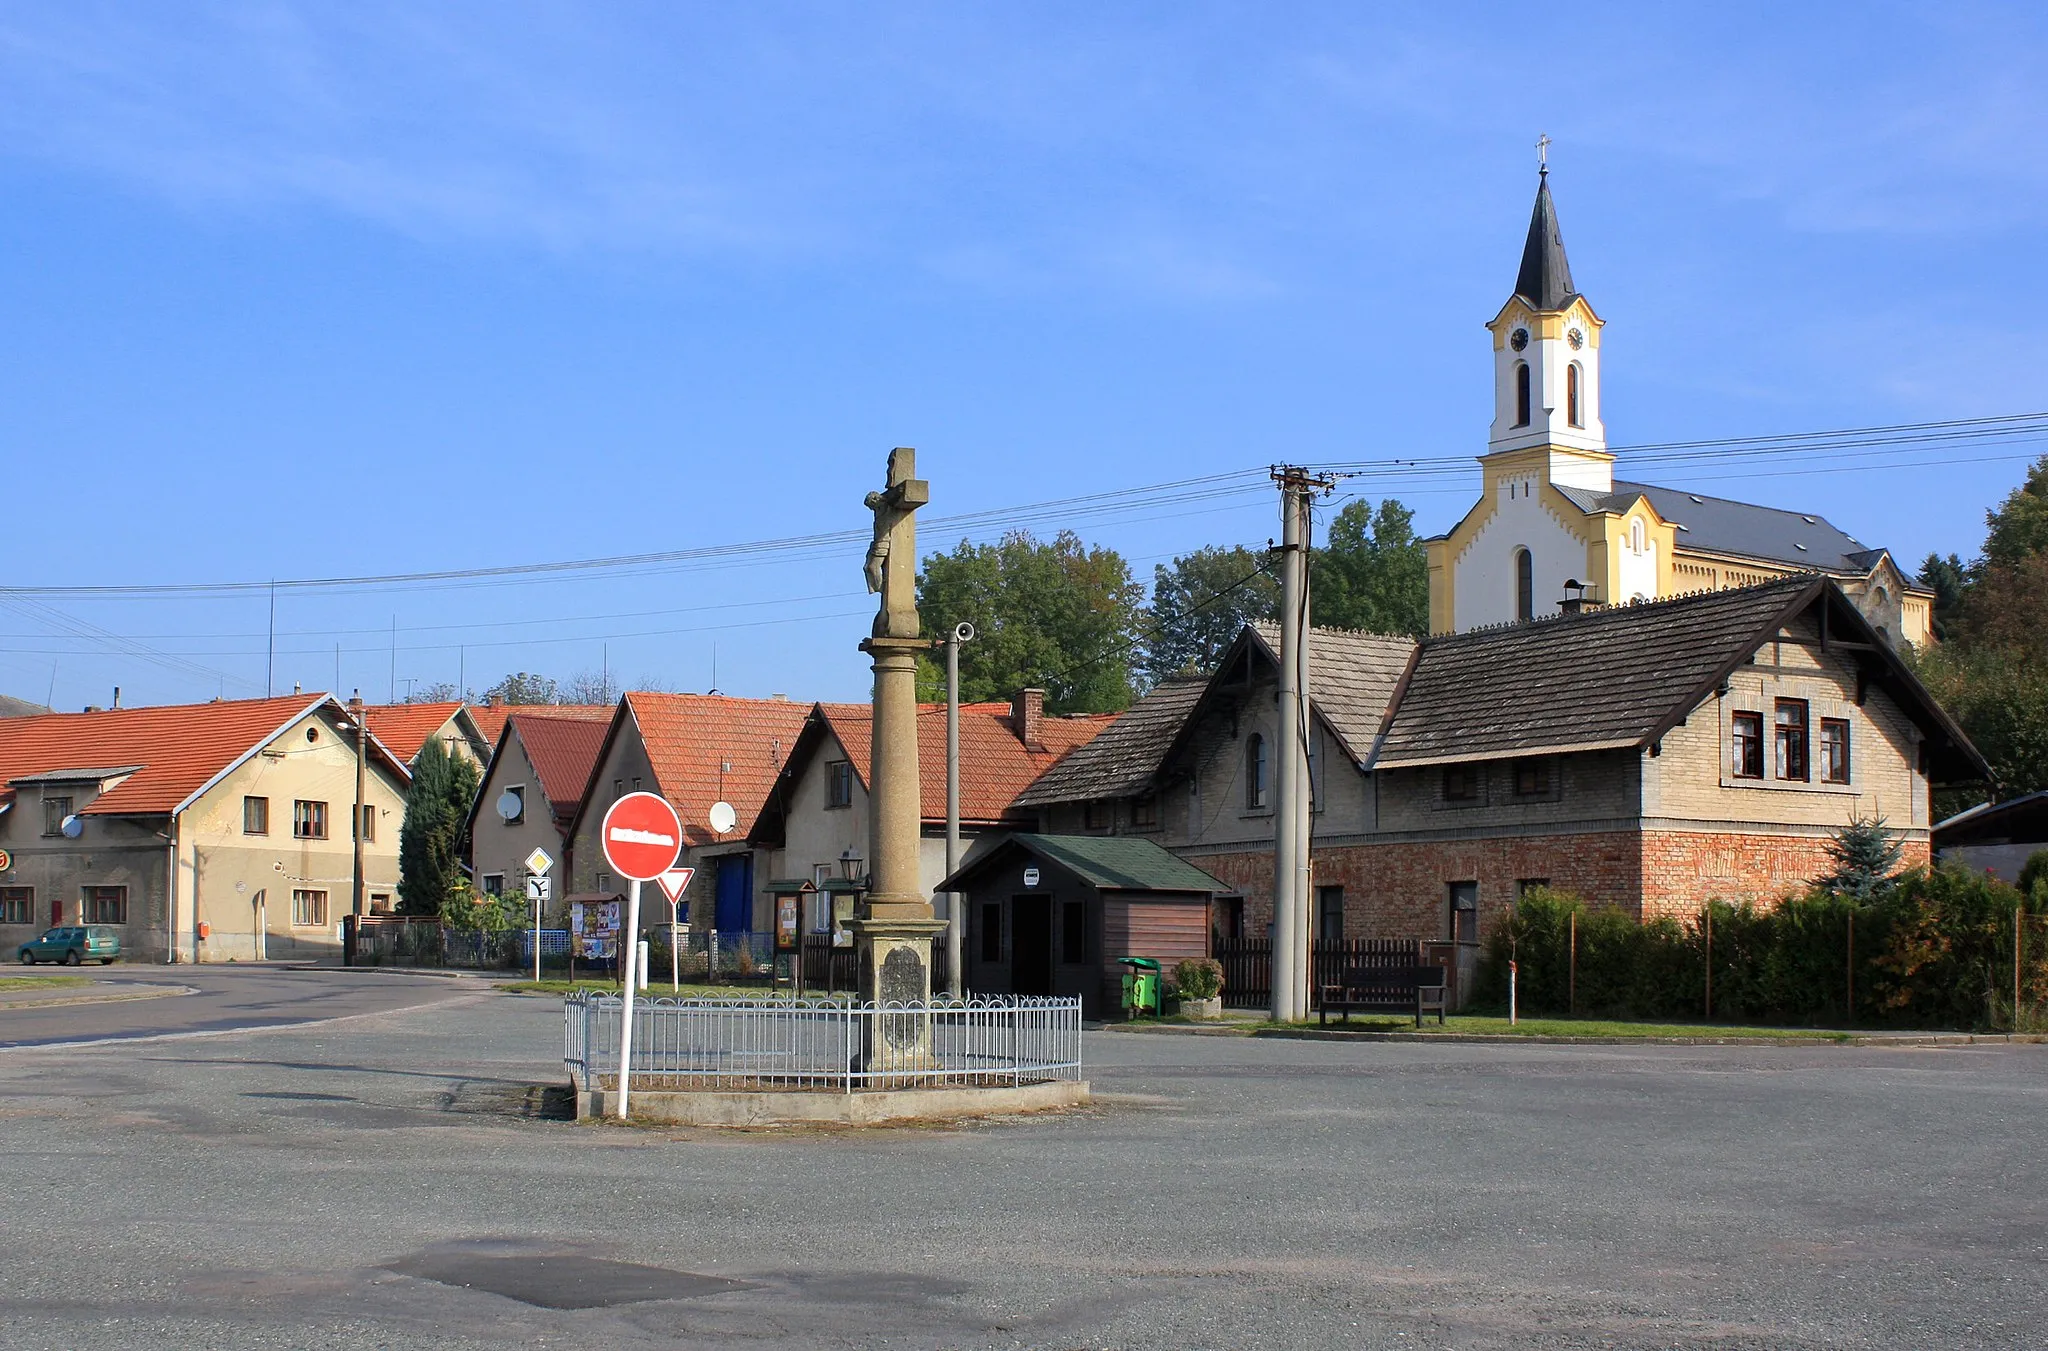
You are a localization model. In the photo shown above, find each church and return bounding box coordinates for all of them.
[1424,169,1934,647]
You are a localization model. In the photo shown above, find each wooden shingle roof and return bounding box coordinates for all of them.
[1012,677,1206,807]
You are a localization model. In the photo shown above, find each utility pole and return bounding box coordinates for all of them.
[1270,466,1333,1023]
[944,621,975,998]
[349,690,369,923]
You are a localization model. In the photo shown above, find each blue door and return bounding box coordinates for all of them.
[714,854,753,934]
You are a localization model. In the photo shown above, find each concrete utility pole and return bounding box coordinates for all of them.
[944,621,975,999]
[1270,467,1332,1023]
[348,691,368,920]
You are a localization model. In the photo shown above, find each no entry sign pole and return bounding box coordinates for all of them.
[600,793,684,1120]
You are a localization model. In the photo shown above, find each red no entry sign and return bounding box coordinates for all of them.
[600,792,684,882]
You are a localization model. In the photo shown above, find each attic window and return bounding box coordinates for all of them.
[1794,543,1808,552]
[306,727,319,743]
[1801,516,1817,524]
[1689,495,1704,504]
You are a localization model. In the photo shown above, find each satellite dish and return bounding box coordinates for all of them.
[707,801,738,836]
[60,814,83,839]
[495,789,523,821]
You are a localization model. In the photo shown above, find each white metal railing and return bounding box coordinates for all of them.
[563,994,1083,1093]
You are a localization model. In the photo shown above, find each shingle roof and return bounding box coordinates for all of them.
[1553,480,1884,577]
[468,702,612,749]
[0,694,407,816]
[1249,622,1418,763]
[363,703,474,764]
[818,701,1112,824]
[627,693,814,848]
[1012,678,1207,807]
[1375,577,1822,768]
[939,833,1227,894]
[1514,171,1578,311]
[0,694,49,718]
[506,713,612,830]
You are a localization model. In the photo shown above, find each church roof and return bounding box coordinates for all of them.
[1553,479,1886,575]
[1514,171,1578,311]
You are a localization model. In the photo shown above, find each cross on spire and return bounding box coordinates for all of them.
[1536,133,1552,175]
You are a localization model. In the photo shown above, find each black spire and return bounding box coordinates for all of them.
[1513,169,1577,310]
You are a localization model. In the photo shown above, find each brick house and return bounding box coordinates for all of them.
[564,693,814,940]
[0,695,411,962]
[462,707,615,901]
[749,690,1111,937]
[1024,577,1984,947]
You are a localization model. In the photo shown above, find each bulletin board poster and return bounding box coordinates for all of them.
[571,899,621,959]
[776,894,800,953]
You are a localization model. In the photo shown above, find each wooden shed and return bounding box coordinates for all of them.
[938,833,1225,1018]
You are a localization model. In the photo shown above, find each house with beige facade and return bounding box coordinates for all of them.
[464,707,614,899]
[0,695,411,963]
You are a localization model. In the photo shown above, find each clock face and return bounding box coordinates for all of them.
[1567,328,1585,350]
[1510,328,1529,352]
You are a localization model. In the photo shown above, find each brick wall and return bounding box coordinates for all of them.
[1638,829,1932,919]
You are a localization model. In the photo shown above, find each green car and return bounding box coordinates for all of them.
[17,926,121,966]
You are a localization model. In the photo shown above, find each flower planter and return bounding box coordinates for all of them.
[1179,996,1223,1021]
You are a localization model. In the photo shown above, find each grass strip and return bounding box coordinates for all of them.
[0,975,93,993]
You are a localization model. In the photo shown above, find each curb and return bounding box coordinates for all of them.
[279,964,484,981]
[1100,1022,2024,1048]
[0,984,197,1011]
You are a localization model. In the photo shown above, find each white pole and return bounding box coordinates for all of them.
[1509,959,1518,1026]
[637,938,650,992]
[1271,473,1303,1025]
[945,625,965,998]
[532,888,541,984]
[615,877,644,1119]
[670,906,679,993]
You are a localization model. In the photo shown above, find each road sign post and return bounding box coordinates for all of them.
[656,868,695,994]
[524,847,555,984]
[600,794,684,1119]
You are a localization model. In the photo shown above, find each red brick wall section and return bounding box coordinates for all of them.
[1638,831,1932,919]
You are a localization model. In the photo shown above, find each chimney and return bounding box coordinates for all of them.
[1011,688,1046,752]
[111,686,121,709]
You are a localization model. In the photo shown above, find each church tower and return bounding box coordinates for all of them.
[1483,167,1609,487]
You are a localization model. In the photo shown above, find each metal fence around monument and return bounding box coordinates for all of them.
[563,994,1083,1093]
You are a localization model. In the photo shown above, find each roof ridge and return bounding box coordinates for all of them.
[1425,574,1816,647]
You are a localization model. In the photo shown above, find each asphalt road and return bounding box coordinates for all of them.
[1,974,2043,1349]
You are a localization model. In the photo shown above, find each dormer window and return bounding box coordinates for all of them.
[1567,362,1584,427]
[1514,362,1531,427]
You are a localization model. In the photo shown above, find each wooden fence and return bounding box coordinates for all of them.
[1212,936,1424,1009]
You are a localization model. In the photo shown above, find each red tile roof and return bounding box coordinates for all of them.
[506,713,612,829]
[627,693,814,848]
[467,702,612,750]
[0,695,400,817]
[818,701,1113,824]
[362,702,469,763]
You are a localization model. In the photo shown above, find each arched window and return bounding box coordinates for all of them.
[1630,518,1645,554]
[1567,363,1583,427]
[1514,362,1531,427]
[1515,548,1534,622]
[1245,733,1268,810]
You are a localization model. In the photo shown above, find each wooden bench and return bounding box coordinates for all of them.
[1319,964,1448,1027]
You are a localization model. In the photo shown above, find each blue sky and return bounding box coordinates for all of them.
[3,2,2046,710]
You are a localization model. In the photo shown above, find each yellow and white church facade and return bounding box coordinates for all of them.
[1425,170,1933,646]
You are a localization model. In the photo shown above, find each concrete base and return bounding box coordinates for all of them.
[577,1078,1089,1127]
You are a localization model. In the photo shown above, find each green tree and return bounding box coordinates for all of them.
[1312,498,1429,637]
[481,672,558,705]
[398,738,481,916]
[1983,454,2048,568]
[1144,544,1280,682]
[915,529,1145,714]
[1916,551,1970,643]
[1813,816,1905,901]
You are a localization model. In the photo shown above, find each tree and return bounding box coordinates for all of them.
[405,681,462,704]
[1144,545,1280,682]
[1983,454,2048,568]
[397,738,480,916]
[1312,498,1429,637]
[1916,552,1969,643]
[1813,816,1905,901]
[480,672,558,705]
[915,529,1145,714]
[561,668,620,705]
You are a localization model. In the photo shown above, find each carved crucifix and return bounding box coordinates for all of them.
[863,447,929,640]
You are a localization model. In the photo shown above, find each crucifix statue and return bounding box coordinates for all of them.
[863,447,929,640]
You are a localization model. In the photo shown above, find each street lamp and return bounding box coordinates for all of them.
[838,846,865,886]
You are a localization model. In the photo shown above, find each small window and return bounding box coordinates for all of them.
[1775,699,1810,782]
[1515,878,1549,901]
[354,804,376,843]
[1245,734,1269,810]
[83,885,127,925]
[1443,764,1478,803]
[1082,799,1110,830]
[980,901,1003,963]
[1213,896,1245,942]
[1732,711,1764,779]
[0,886,32,924]
[1447,881,1478,944]
[1512,759,1549,797]
[482,874,505,896]
[1631,518,1646,555]
[502,784,526,825]
[292,889,328,927]
[595,872,612,894]
[370,893,392,912]
[243,796,269,835]
[826,761,854,809]
[1820,718,1851,784]
[1515,548,1534,622]
[1567,362,1583,427]
[1317,885,1345,945]
[41,796,72,838]
[293,800,328,840]
[1130,792,1158,830]
[613,778,623,797]
[1061,900,1088,965]
[1513,361,1531,426]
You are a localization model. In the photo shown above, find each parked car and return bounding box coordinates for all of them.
[16,926,121,965]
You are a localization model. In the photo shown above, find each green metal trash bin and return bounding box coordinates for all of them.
[1119,956,1162,1017]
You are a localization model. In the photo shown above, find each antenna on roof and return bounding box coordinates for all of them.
[708,641,721,696]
